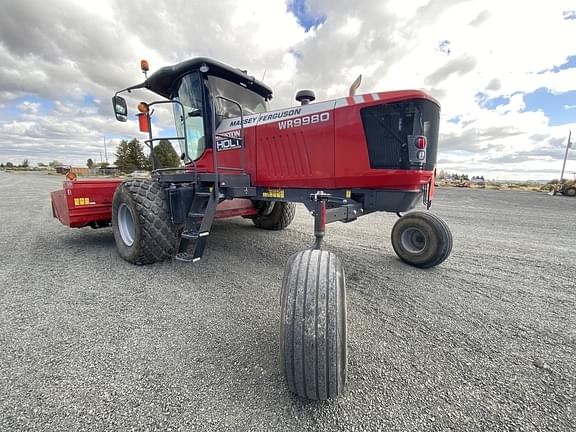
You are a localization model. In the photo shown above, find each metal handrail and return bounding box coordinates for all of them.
[213,95,246,175]
[141,96,248,189]
[146,99,198,184]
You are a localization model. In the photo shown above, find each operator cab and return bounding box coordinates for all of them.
[112,57,272,165]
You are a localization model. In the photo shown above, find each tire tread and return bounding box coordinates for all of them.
[280,249,346,400]
[391,211,452,268]
[252,202,295,230]
[113,180,181,264]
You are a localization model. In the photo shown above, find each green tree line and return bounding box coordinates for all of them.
[114,138,181,172]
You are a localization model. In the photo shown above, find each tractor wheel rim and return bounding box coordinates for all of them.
[400,227,427,254]
[118,203,136,247]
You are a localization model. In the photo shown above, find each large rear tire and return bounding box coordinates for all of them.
[280,249,347,400]
[391,211,452,268]
[112,180,182,264]
[251,201,295,230]
[563,186,576,197]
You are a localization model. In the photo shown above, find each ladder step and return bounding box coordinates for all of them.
[177,190,217,264]
[181,230,209,240]
[181,230,199,240]
[175,252,200,263]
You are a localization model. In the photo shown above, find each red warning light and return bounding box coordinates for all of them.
[416,136,427,149]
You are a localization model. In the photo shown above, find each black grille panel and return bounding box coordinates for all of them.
[360,99,440,170]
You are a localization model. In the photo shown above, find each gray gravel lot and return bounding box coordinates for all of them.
[0,171,574,431]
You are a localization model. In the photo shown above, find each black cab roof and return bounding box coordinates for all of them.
[144,57,273,100]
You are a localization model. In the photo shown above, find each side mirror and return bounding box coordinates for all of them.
[112,95,128,122]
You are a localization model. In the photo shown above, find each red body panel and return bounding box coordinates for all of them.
[196,90,437,191]
[51,179,257,228]
[51,179,121,227]
[255,106,335,188]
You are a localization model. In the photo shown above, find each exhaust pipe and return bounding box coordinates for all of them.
[349,74,362,96]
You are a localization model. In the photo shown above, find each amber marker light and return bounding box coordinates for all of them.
[137,102,149,113]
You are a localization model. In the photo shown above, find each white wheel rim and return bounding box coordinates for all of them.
[118,203,136,247]
[400,227,427,254]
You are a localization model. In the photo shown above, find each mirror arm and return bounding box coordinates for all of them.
[116,81,147,96]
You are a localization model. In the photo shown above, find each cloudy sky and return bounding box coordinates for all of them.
[1,0,575,180]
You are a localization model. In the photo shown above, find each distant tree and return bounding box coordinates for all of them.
[0,163,5,168]
[153,140,181,168]
[437,169,447,180]
[49,160,63,168]
[115,138,150,172]
[6,162,14,168]
[97,162,110,169]
[87,158,95,169]
[21,159,30,168]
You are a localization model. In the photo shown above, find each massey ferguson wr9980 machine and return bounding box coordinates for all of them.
[51,58,452,400]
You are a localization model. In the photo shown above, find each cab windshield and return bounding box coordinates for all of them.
[208,75,268,124]
[173,73,206,161]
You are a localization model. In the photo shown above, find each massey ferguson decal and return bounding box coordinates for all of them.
[278,112,330,130]
[216,100,336,137]
[258,108,302,123]
[228,116,259,127]
[228,107,302,128]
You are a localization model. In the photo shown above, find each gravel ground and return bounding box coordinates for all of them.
[0,171,574,431]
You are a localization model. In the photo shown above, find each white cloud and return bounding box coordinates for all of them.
[0,0,575,179]
[338,17,362,36]
[17,101,40,113]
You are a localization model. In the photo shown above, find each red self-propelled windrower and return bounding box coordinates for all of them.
[51,57,452,401]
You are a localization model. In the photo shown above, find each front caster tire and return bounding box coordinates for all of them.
[391,211,452,268]
[280,249,347,400]
[112,180,182,265]
[251,201,295,230]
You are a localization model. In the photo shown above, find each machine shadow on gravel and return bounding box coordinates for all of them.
[56,229,115,250]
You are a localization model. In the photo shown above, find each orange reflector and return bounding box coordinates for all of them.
[66,171,77,181]
[137,102,149,113]
[137,113,149,133]
[140,59,149,72]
